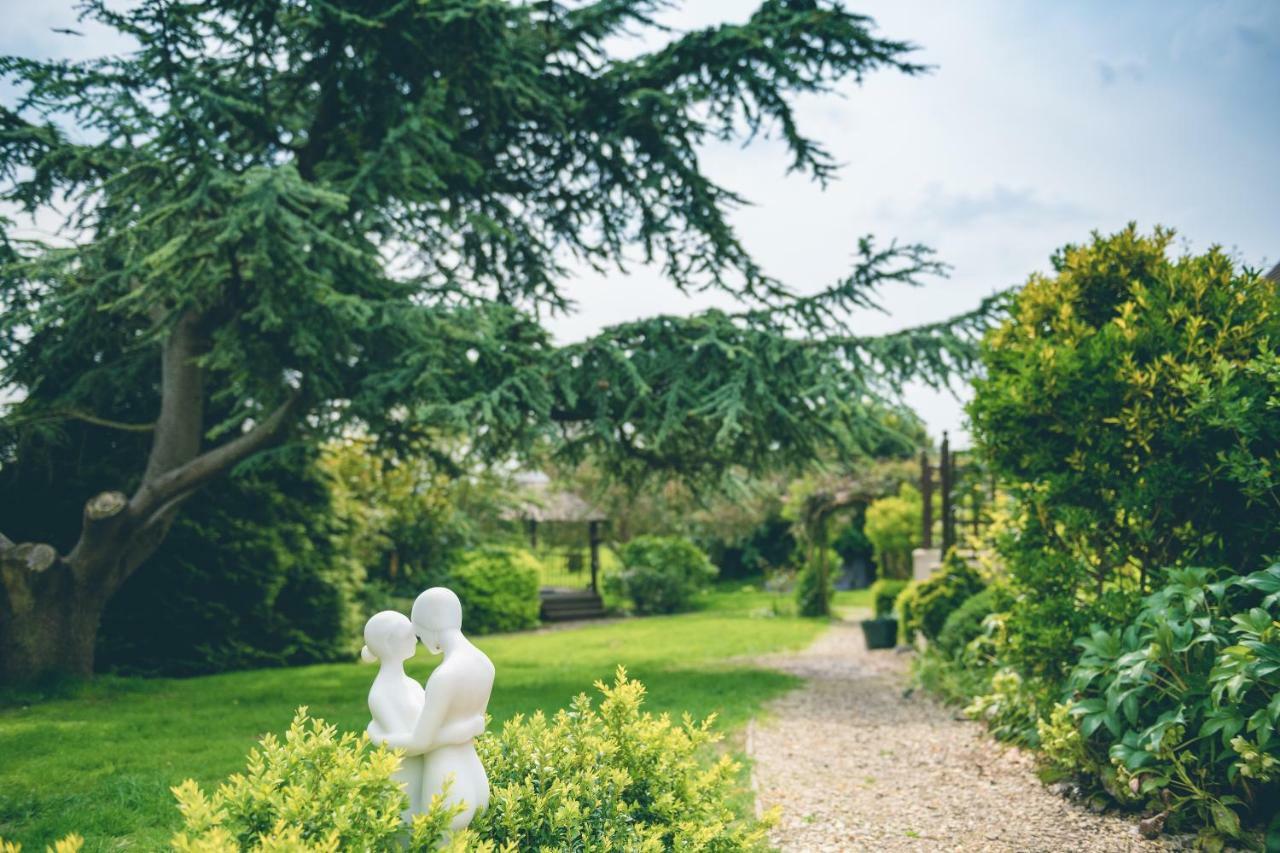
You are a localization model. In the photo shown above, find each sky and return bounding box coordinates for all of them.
[2,0,1278,447]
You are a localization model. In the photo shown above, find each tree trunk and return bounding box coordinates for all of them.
[0,546,112,681]
[0,313,301,683]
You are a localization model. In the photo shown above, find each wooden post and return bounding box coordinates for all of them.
[940,432,953,554]
[971,486,980,538]
[920,448,933,549]
[588,520,601,593]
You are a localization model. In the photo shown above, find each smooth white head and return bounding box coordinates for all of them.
[411,587,463,655]
[361,610,418,664]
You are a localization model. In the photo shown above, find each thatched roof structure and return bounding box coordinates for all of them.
[503,474,608,523]
[511,490,608,523]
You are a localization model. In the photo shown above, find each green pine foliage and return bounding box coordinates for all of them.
[0,0,1000,678]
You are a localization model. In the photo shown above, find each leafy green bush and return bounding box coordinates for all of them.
[98,448,364,676]
[475,668,773,850]
[795,548,839,617]
[863,484,922,580]
[969,226,1280,683]
[447,547,542,634]
[170,709,479,852]
[1055,564,1280,847]
[899,554,985,644]
[869,578,909,619]
[935,584,1011,658]
[605,536,718,615]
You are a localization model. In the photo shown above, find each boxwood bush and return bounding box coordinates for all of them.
[898,553,985,644]
[160,672,772,851]
[447,546,542,634]
[935,583,1012,658]
[475,668,773,849]
[605,535,718,615]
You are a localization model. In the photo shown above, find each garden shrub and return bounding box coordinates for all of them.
[1056,564,1280,847]
[899,553,985,644]
[869,578,909,619]
[605,535,718,615]
[935,583,1012,658]
[863,484,922,580]
[446,547,541,634]
[98,447,365,676]
[475,668,773,850]
[165,673,769,851]
[795,548,838,617]
[969,226,1280,684]
[170,709,482,852]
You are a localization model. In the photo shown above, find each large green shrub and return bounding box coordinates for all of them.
[935,584,1012,659]
[170,709,481,852]
[447,547,542,634]
[863,484,921,580]
[898,554,985,644]
[98,449,364,676]
[969,226,1280,680]
[606,536,718,615]
[1048,565,1280,848]
[475,668,773,850]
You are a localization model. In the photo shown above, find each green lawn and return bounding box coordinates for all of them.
[0,585,851,851]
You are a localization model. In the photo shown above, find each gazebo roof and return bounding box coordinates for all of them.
[518,491,608,523]
[504,477,608,523]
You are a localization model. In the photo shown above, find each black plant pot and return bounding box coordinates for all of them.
[861,617,898,650]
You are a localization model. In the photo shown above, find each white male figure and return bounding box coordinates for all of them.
[373,587,494,832]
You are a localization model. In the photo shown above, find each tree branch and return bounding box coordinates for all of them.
[59,409,155,433]
[127,391,301,523]
[143,310,207,481]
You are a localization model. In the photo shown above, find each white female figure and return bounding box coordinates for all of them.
[361,610,425,822]
[373,587,494,832]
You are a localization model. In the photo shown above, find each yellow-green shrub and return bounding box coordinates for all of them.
[169,709,485,852]
[474,668,774,850]
[899,553,984,643]
[863,484,921,579]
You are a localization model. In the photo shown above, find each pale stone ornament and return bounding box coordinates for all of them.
[364,587,495,835]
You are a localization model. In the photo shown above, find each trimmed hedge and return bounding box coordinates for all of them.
[447,547,542,634]
[606,536,717,615]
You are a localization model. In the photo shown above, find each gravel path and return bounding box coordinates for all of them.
[747,620,1166,852]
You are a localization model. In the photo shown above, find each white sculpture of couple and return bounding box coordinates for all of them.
[362,587,494,833]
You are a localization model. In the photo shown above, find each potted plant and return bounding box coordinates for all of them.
[862,578,908,649]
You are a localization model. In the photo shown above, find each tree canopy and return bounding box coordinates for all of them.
[0,0,999,678]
